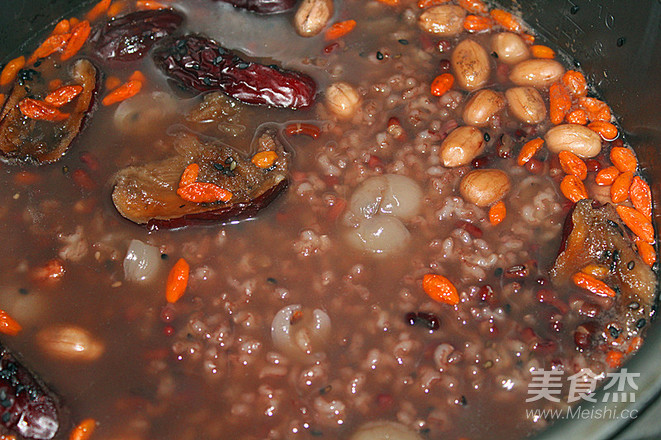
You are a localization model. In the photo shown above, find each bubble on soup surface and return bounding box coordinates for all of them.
[350,421,423,440]
[349,175,422,221]
[347,215,411,255]
[123,239,162,282]
[113,92,176,135]
[271,305,331,361]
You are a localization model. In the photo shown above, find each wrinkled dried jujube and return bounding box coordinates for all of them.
[153,34,316,109]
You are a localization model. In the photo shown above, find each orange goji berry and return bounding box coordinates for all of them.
[136,0,168,9]
[630,176,652,221]
[627,336,643,354]
[102,80,142,106]
[179,163,200,188]
[45,85,83,107]
[18,98,70,122]
[52,19,71,35]
[531,44,555,59]
[165,258,189,303]
[605,350,624,368]
[416,0,448,8]
[516,138,543,166]
[588,120,618,141]
[561,70,587,97]
[430,73,454,97]
[28,34,71,64]
[560,174,588,203]
[61,20,92,61]
[325,19,357,40]
[490,9,521,32]
[558,150,587,180]
[610,171,633,204]
[565,109,588,125]
[595,166,620,186]
[177,182,233,203]
[463,15,492,32]
[0,56,26,86]
[610,146,637,173]
[578,97,611,122]
[488,201,506,225]
[86,0,111,21]
[0,309,22,336]
[572,272,616,298]
[129,70,146,83]
[48,78,64,91]
[521,33,535,45]
[616,205,655,244]
[422,274,459,305]
[549,82,571,125]
[105,76,122,91]
[251,151,279,169]
[458,0,488,14]
[69,418,96,440]
[635,238,656,267]
[107,1,126,17]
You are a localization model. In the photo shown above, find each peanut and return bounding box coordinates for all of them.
[440,125,485,167]
[491,32,529,64]
[462,89,505,127]
[505,87,547,124]
[545,123,603,158]
[509,59,565,89]
[460,169,511,207]
[418,5,466,36]
[325,82,361,119]
[294,0,334,37]
[451,38,491,91]
[36,324,105,362]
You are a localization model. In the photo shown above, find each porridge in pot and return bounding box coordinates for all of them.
[0,0,657,439]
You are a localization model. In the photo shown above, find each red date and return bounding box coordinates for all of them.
[153,35,316,109]
[90,9,184,62]
[0,343,65,439]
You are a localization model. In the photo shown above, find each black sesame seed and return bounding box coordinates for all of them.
[405,312,417,326]
[612,250,620,262]
[236,62,249,69]
[376,51,384,60]
[266,277,277,284]
[609,325,621,338]
[460,395,467,406]
[570,5,580,14]
[160,253,169,260]
[398,39,409,45]
[636,318,647,329]
[495,267,504,277]
[627,260,635,270]
[319,385,332,395]
[33,60,42,67]
[616,37,626,47]
[491,51,498,58]
[484,132,491,142]
[18,288,28,295]
[202,77,212,86]
[574,59,582,68]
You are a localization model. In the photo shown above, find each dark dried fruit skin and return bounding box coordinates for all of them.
[0,342,65,440]
[90,9,184,62]
[0,59,97,165]
[214,0,298,14]
[153,35,316,109]
[111,130,289,229]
